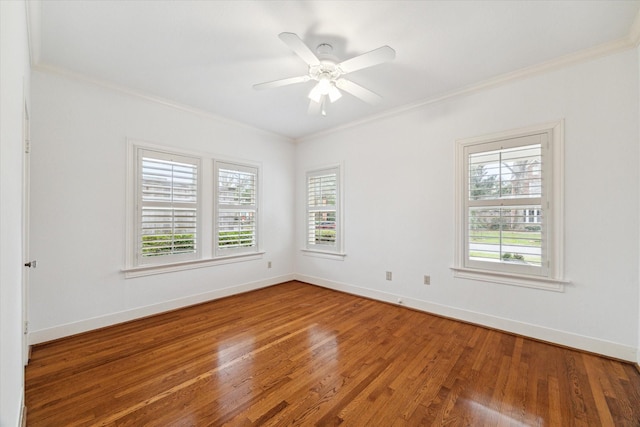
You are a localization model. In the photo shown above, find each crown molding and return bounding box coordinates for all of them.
[298,36,636,143]
[32,63,293,143]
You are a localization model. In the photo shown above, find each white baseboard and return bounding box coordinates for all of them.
[29,274,294,345]
[20,403,27,427]
[295,274,638,362]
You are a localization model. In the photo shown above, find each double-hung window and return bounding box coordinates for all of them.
[455,122,566,290]
[215,161,258,256]
[305,166,342,254]
[127,141,263,275]
[136,148,200,265]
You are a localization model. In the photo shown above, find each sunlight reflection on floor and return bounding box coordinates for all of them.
[464,399,541,426]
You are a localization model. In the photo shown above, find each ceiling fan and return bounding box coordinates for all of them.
[253,32,395,116]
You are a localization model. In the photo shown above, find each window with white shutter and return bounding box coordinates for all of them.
[126,142,265,276]
[454,122,567,290]
[137,148,200,265]
[306,167,340,251]
[215,161,258,256]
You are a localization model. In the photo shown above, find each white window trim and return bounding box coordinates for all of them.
[124,140,263,278]
[123,252,266,278]
[214,160,260,258]
[301,248,346,261]
[452,121,568,291]
[303,164,346,259]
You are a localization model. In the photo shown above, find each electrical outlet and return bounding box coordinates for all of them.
[424,275,430,285]
[386,271,392,281]
[268,261,272,269]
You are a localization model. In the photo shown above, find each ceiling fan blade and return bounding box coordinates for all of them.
[279,32,321,66]
[335,79,382,105]
[338,46,395,74]
[253,75,310,90]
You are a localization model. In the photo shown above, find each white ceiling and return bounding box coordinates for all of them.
[31,0,640,140]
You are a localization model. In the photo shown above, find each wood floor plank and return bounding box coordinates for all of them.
[25,281,640,426]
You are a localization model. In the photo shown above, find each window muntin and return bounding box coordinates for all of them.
[463,133,549,277]
[215,161,258,256]
[306,167,340,251]
[137,149,200,265]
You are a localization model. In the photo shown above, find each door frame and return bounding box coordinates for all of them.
[22,98,30,365]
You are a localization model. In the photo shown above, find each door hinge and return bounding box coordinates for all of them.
[24,321,29,335]
[24,139,31,154]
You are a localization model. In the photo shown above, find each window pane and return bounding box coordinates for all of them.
[215,162,258,254]
[142,158,197,203]
[218,168,256,206]
[468,162,501,200]
[469,144,541,200]
[469,206,542,267]
[138,151,199,263]
[141,207,197,257]
[217,210,256,248]
[308,174,336,207]
[306,168,339,251]
[307,211,336,245]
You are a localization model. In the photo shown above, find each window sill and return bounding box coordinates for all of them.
[301,249,346,261]
[450,267,569,292]
[123,252,265,278]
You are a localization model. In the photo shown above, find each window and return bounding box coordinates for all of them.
[305,166,343,255]
[454,122,566,290]
[215,161,258,256]
[126,141,263,276]
[136,148,200,265]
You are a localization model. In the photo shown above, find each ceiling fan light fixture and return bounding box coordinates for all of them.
[317,77,331,94]
[328,85,342,103]
[309,74,336,102]
[309,80,341,108]
[308,83,323,103]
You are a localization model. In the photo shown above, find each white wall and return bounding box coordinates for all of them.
[29,70,296,342]
[296,49,640,361]
[0,1,30,425]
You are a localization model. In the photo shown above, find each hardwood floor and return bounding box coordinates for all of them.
[25,281,640,426]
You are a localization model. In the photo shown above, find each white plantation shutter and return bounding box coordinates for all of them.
[307,168,339,249]
[138,149,200,264]
[463,133,548,276]
[215,161,258,256]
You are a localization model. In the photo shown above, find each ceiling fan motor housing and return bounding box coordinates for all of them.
[309,61,341,83]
